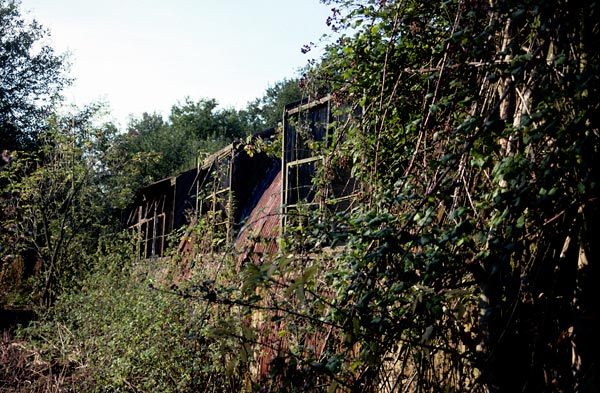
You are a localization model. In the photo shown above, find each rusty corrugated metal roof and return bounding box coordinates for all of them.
[234,169,282,264]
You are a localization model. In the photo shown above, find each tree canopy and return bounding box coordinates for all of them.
[0,0,70,151]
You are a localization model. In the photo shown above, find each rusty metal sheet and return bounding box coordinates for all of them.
[234,170,282,265]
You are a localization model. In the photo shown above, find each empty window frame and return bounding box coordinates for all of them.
[128,193,169,259]
[282,96,359,228]
[197,146,234,247]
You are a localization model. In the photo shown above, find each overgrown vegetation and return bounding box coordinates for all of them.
[252,0,599,391]
[2,0,599,392]
[0,106,125,308]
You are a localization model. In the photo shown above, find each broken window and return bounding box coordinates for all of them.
[127,189,170,259]
[282,95,360,229]
[197,146,235,249]
[195,137,280,252]
[126,169,197,260]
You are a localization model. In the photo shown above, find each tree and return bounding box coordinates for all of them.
[213,106,246,140]
[0,0,70,151]
[120,112,194,182]
[244,78,303,129]
[169,97,219,142]
[0,105,121,307]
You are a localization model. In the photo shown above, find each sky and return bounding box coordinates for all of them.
[20,0,333,129]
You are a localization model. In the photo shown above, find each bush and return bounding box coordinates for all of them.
[14,236,253,392]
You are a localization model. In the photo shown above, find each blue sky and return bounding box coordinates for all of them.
[21,0,333,128]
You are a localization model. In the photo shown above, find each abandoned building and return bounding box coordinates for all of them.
[125,95,359,261]
[125,167,198,259]
[122,95,361,382]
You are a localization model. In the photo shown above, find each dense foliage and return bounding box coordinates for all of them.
[0,105,128,307]
[2,0,599,392]
[252,0,599,391]
[0,0,70,151]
